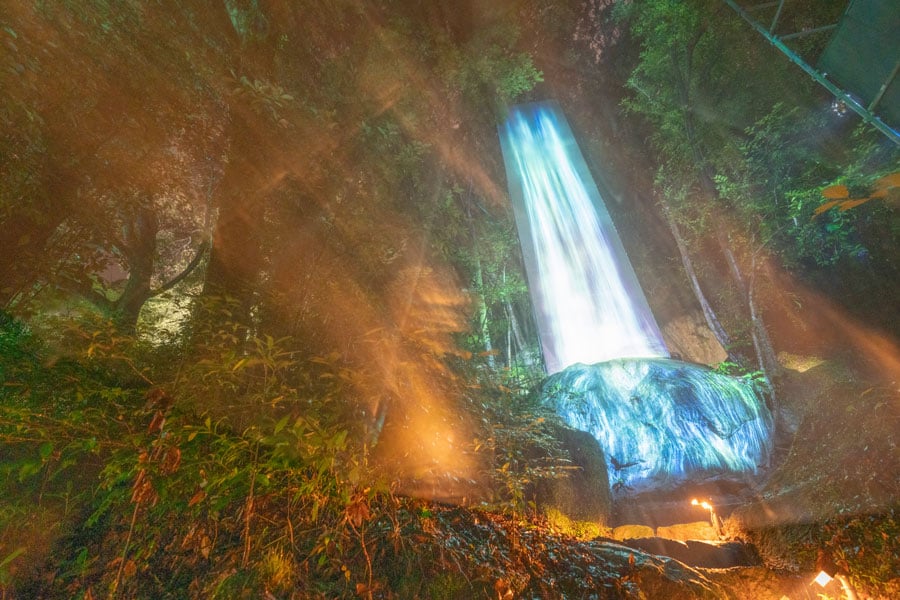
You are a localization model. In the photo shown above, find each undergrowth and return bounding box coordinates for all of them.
[733,509,900,598]
[0,309,573,599]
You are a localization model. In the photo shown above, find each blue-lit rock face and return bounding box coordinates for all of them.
[543,359,774,491]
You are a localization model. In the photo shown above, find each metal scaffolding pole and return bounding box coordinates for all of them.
[722,0,900,145]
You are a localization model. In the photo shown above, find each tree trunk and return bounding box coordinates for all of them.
[200,119,269,329]
[472,256,496,368]
[115,204,158,332]
[668,25,780,385]
[506,305,513,370]
[464,190,495,367]
[662,202,733,354]
[720,237,781,386]
[505,299,528,361]
[747,253,781,381]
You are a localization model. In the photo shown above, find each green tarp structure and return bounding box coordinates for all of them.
[818,0,900,130]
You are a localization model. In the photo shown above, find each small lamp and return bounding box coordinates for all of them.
[812,570,834,587]
[813,550,859,600]
[690,498,721,538]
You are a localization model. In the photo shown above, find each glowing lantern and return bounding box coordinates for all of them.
[813,570,834,587]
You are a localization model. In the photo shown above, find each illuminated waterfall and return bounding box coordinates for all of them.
[499,101,668,374]
[500,102,773,490]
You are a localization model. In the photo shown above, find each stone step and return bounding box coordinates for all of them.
[618,537,761,569]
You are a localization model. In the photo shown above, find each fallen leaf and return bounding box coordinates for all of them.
[813,199,841,216]
[874,172,900,189]
[123,559,137,578]
[838,198,871,211]
[822,184,849,199]
[188,490,206,507]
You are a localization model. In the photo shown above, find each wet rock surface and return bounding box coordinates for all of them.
[402,505,729,599]
[544,359,773,490]
[618,538,761,569]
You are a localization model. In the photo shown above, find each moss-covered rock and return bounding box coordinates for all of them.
[532,421,612,522]
[612,524,655,540]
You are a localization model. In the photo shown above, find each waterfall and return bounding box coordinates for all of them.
[499,102,772,490]
[499,102,668,375]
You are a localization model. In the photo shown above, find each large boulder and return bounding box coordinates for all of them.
[660,312,728,365]
[531,421,612,522]
[543,358,774,492]
[621,537,761,568]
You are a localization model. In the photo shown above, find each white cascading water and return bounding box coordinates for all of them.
[499,102,668,374]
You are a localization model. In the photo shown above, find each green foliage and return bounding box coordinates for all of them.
[0,306,377,597]
[824,510,900,595]
[0,294,559,597]
[718,104,900,269]
[616,0,900,366]
[424,572,470,600]
[0,547,26,589]
[422,184,540,374]
[0,314,145,594]
[439,21,543,113]
[544,507,610,540]
[223,0,265,42]
[712,360,767,387]
[0,310,32,381]
[492,51,544,105]
[737,508,900,597]
[77,403,361,598]
[466,367,571,513]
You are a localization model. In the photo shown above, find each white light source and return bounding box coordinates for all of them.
[690,498,721,538]
[813,570,834,587]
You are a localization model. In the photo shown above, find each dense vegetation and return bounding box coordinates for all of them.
[1,1,897,598]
